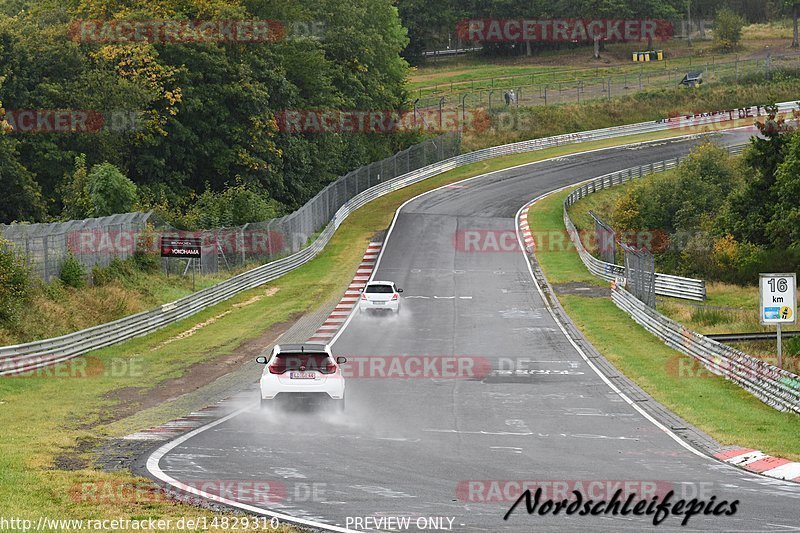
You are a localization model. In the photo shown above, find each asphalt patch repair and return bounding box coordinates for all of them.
[552,281,610,298]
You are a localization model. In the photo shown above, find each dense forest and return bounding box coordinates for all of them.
[0,0,416,226]
[0,0,791,227]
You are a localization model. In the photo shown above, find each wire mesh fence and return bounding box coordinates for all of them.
[0,132,461,281]
[0,212,154,282]
[621,241,656,308]
[416,53,800,119]
[589,210,616,265]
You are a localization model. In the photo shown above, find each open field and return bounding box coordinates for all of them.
[529,186,800,461]
[410,21,797,95]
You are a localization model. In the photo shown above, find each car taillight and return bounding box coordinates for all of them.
[268,363,285,374]
[361,293,367,300]
[392,293,398,300]
[326,363,337,373]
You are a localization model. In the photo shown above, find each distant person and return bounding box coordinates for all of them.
[504,91,510,106]
[509,89,516,104]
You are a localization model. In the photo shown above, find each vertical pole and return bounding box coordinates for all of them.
[778,324,783,369]
[192,258,196,291]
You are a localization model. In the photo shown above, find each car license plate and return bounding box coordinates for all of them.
[373,301,384,305]
[290,372,316,379]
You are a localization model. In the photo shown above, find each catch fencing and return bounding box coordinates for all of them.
[612,286,800,414]
[0,212,154,282]
[0,134,461,280]
[1,101,795,374]
[621,242,656,308]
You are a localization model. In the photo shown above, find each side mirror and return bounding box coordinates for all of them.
[255,356,267,364]
[336,356,347,364]
[397,288,404,293]
[359,288,364,292]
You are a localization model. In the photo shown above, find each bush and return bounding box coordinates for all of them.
[0,241,31,322]
[92,257,135,286]
[186,183,281,228]
[132,223,160,273]
[88,162,138,217]
[714,8,745,51]
[59,254,87,288]
[785,336,800,357]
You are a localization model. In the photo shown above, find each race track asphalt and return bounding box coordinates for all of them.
[150,131,800,532]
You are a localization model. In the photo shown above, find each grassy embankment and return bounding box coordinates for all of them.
[529,184,800,461]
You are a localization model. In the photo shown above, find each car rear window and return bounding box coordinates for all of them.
[270,353,334,373]
[365,285,393,293]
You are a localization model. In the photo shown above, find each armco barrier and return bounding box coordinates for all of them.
[1,102,794,375]
[563,145,747,301]
[612,286,800,414]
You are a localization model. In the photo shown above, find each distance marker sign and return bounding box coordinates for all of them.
[759,273,796,325]
[160,236,202,258]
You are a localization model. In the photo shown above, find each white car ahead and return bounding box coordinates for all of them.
[256,344,346,411]
[359,281,403,314]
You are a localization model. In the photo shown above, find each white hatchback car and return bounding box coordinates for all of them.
[256,344,346,410]
[359,281,403,314]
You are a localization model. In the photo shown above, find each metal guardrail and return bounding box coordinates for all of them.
[563,145,748,301]
[612,286,800,414]
[2,101,795,375]
[706,331,800,343]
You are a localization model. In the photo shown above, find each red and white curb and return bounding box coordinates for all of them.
[715,448,800,483]
[518,205,535,253]
[307,242,381,343]
[123,391,252,441]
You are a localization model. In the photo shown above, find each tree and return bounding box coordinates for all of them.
[787,1,800,47]
[87,162,138,217]
[60,154,92,220]
[716,120,793,245]
[714,7,745,51]
[766,132,800,248]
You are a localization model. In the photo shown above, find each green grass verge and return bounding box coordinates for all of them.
[0,127,708,525]
[530,187,800,461]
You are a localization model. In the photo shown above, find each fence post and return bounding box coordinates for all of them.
[43,235,50,282]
